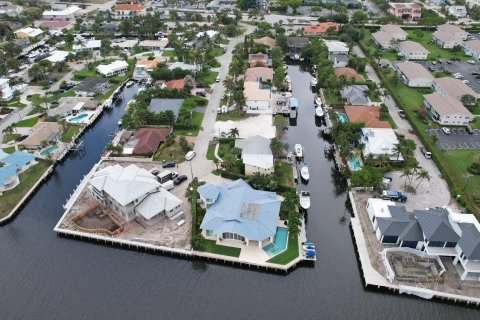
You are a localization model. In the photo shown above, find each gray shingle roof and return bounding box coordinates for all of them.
[414,208,460,243]
[340,85,369,105]
[458,223,480,260]
[149,98,185,117]
[376,206,423,241]
[235,135,272,155]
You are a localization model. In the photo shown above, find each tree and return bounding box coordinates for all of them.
[213,158,220,170]
[270,138,287,159]
[271,46,283,69]
[352,11,368,25]
[415,169,431,192]
[179,136,191,153]
[229,127,239,138]
[461,94,476,106]
[248,172,277,191]
[223,153,236,170]
[191,234,206,250]
[401,168,413,189]
[273,66,286,90]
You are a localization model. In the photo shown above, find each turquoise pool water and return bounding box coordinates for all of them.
[337,112,348,123]
[348,156,362,171]
[69,113,89,123]
[40,145,58,156]
[263,227,288,257]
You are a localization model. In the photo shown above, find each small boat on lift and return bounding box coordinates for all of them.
[314,97,322,107]
[293,54,300,60]
[315,106,324,118]
[303,243,315,251]
[300,163,310,181]
[294,144,303,159]
[310,78,318,88]
[299,191,311,210]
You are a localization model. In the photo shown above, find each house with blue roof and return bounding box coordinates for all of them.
[198,179,281,248]
[0,151,37,194]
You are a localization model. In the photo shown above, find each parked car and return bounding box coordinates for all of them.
[382,190,408,202]
[162,161,176,168]
[174,175,188,185]
[463,79,470,84]
[215,76,220,82]
[398,110,406,119]
[466,124,474,134]
[195,91,206,97]
[196,82,205,88]
[161,180,174,191]
[468,60,476,64]
[149,167,160,175]
[428,66,435,72]
[442,127,451,134]
[420,146,432,159]
[185,150,196,161]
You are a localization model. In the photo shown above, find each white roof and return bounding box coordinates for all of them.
[196,30,218,38]
[139,39,169,48]
[43,5,80,16]
[113,39,138,48]
[89,164,160,207]
[361,128,403,161]
[135,188,182,220]
[45,50,69,62]
[72,102,84,111]
[15,27,43,37]
[242,154,273,169]
[367,198,396,218]
[324,40,349,53]
[96,60,129,75]
[73,39,101,50]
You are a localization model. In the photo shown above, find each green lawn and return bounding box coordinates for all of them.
[267,232,299,265]
[0,159,52,219]
[162,51,176,57]
[27,94,42,105]
[217,140,234,158]
[197,71,219,85]
[406,30,470,62]
[3,146,16,154]
[275,162,294,187]
[210,47,225,57]
[174,111,205,136]
[94,83,121,101]
[201,240,241,257]
[48,89,75,103]
[324,88,343,106]
[207,143,216,161]
[16,117,39,127]
[2,133,20,143]
[7,97,27,109]
[153,140,189,164]
[60,125,81,143]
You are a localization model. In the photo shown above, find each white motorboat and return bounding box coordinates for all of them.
[285,75,291,83]
[125,80,134,87]
[314,97,322,107]
[294,144,303,158]
[293,54,300,60]
[300,163,310,181]
[299,191,311,210]
[310,78,318,87]
[117,120,122,126]
[315,106,324,118]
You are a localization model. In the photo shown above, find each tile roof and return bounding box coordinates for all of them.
[165,79,185,89]
[254,36,276,48]
[399,41,430,54]
[414,208,460,242]
[199,179,281,241]
[132,127,172,155]
[244,67,273,82]
[344,105,391,128]
[40,21,71,29]
[114,4,146,11]
[304,22,339,34]
[21,122,63,147]
[244,81,270,101]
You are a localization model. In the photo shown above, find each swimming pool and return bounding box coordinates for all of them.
[68,113,90,123]
[40,145,58,157]
[263,227,288,257]
[348,156,362,171]
[337,112,348,123]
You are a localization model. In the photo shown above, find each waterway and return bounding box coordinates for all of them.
[0,76,478,319]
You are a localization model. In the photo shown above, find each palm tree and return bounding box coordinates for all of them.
[213,158,220,170]
[415,169,431,192]
[223,76,235,104]
[229,127,239,138]
[223,154,235,170]
[401,168,413,189]
[270,138,287,160]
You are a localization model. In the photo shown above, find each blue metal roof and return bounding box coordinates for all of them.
[290,97,298,108]
[0,151,36,188]
[200,179,281,241]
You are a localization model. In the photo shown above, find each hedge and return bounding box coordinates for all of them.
[220,171,247,180]
[190,178,199,238]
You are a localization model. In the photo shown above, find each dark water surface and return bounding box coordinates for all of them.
[0,75,477,320]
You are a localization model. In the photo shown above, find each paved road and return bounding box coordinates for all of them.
[181,23,255,180]
[354,45,458,210]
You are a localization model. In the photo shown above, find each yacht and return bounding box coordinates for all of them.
[125,80,134,87]
[300,163,310,181]
[315,106,324,118]
[299,191,311,210]
[294,144,303,159]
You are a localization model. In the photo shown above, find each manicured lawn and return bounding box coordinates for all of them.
[174,111,205,136]
[8,97,27,109]
[275,162,294,187]
[324,88,343,106]
[60,125,81,143]
[27,94,42,105]
[74,66,100,79]
[406,30,470,62]
[2,133,20,143]
[267,232,299,265]
[196,70,219,85]
[94,83,121,101]
[0,159,52,219]
[162,51,176,57]
[201,240,241,257]
[206,143,216,160]
[210,47,225,57]
[3,146,16,154]
[153,140,188,164]
[16,117,39,127]
[48,89,75,103]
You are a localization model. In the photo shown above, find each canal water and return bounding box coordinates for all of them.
[0,77,477,320]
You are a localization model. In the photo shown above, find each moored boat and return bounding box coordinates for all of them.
[314,97,322,107]
[310,78,318,87]
[315,106,324,118]
[125,80,134,87]
[299,191,311,210]
[300,163,310,181]
[294,144,303,158]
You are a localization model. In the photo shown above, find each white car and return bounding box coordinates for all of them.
[468,60,476,64]
[442,127,451,135]
[454,73,463,79]
[185,151,196,161]
[463,79,470,84]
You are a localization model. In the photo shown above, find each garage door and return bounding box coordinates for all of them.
[401,241,418,248]
[382,236,398,244]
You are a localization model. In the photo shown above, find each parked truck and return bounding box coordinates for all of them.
[381,190,407,202]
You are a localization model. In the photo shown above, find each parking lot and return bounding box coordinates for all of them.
[427,127,480,150]
[421,60,480,94]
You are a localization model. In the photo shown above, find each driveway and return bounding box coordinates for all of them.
[427,127,480,150]
[421,60,480,94]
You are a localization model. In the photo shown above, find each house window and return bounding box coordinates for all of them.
[222,232,245,241]
[206,230,214,237]
[445,242,456,248]
[428,241,444,247]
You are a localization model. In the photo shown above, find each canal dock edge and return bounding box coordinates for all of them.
[348,191,480,307]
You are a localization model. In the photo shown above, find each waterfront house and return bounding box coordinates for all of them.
[50,97,98,117]
[388,2,422,21]
[371,31,396,50]
[379,24,407,40]
[360,128,403,161]
[75,78,111,96]
[96,60,129,77]
[303,22,339,35]
[21,122,63,149]
[247,52,270,68]
[454,222,480,281]
[462,40,480,60]
[340,85,369,105]
[432,31,462,49]
[40,21,71,33]
[148,98,185,119]
[437,24,469,40]
[244,67,273,82]
[234,135,274,175]
[334,67,365,83]
[199,179,281,248]
[0,151,37,194]
[344,105,391,128]
[112,39,138,51]
[138,39,169,51]
[122,127,172,156]
[448,5,467,18]
[45,50,69,63]
[133,59,160,79]
[73,39,101,52]
[398,41,430,60]
[286,37,309,53]
[324,40,349,56]
[432,77,478,102]
[89,164,182,222]
[394,61,434,88]
[112,3,147,19]
[42,5,81,20]
[423,93,473,126]
[331,54,350,68]
[0,78,27,101]
[254,36,276,49]
[243,81,271,114]
[14,27,43,40]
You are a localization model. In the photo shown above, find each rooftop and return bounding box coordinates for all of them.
[371,31,394,44]
[148,98,185,117]
[244,81,270,101]
[131,127,172,156]
[395,61,434,80]
[433,31,460,44]
[334,67,365,82]
[21,122,63,147]
[0,151,36,188]
[244,67,273,82]
[304,22,339,34]
[344,105,391,128]
[463,40,480,53]
[437,24,468,35]
[424,93,473,117]
[434,77,478,99]
[381,24,407,36]
[254,36,276,49]
[135,188,182,220]
[399,41,429,54]
[114,4,146,11]
[415,208,460,243]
